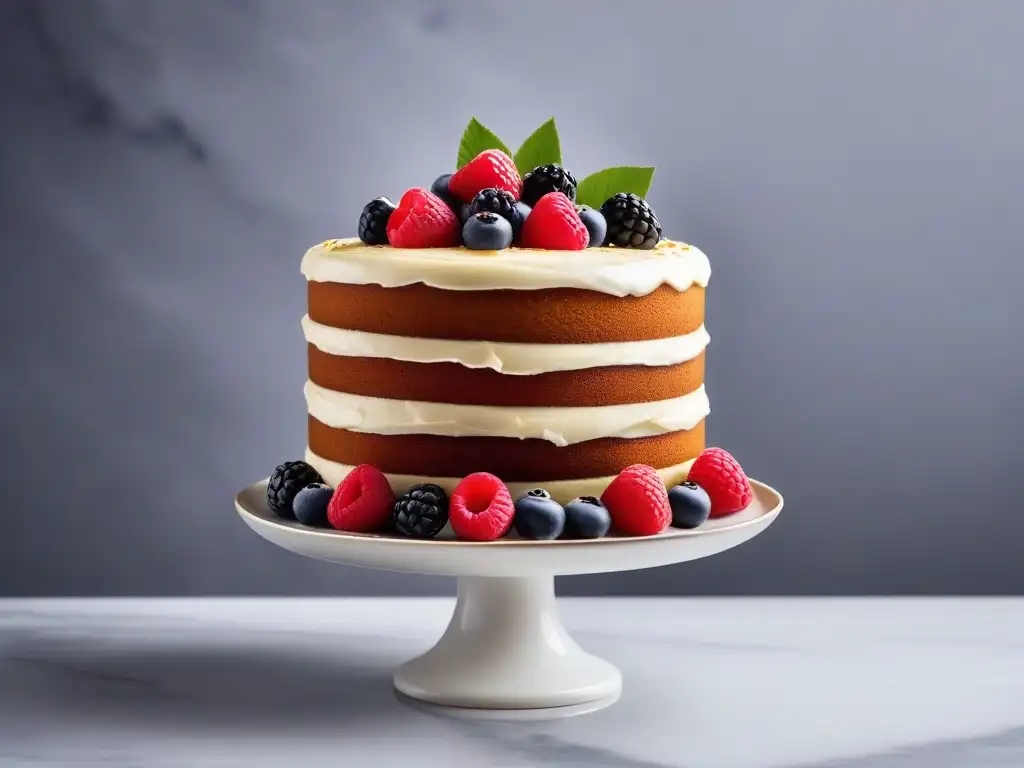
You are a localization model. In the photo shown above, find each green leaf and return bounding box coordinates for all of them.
[456,118,512,169]
[513,117,561,175]
[575,166,657,209]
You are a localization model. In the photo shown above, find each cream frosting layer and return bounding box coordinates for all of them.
[302,315,710,374]
[305,447,697,505]
[305,380,709,446]
[301,238,711,297]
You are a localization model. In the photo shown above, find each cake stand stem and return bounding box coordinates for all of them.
[393,575,622,710]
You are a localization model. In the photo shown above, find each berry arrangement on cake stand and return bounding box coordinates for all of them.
[234,472,782,717]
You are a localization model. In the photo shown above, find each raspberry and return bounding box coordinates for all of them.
[386,188,461,248]
[600,193,662,249]
[449,149,522,202]
[327,464,396,533]
[519,192,590,250]
[450,472,514,541]
[267,461,323,519]
[522,164,577,207]
[687,448,753,518]
[600,464,671,536]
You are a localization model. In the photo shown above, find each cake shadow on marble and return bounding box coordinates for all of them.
[3,634,402,730]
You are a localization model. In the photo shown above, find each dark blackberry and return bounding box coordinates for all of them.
[468,187,525,234]
[599,193,662,249]
[358,196,395,245]
[267,461,324,519]
[521,164,577,207]
[393,484,449,539]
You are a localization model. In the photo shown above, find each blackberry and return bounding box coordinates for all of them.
[599,193,662,249]
[267,461,324,518]
[468,188,525,234]
[393,484,449,539]
[521,164,577,207]
[358,196,395,245]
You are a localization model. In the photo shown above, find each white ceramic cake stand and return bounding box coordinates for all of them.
[234,478,782,715]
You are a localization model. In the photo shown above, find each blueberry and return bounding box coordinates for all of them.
[668,481,712,529]
[463,212,513,250]
[431,173,460,212]
[563,496,611,539]
[459,202,473,223]
[292,483,333,527]
[513,201,531,243]
[577,206,607,248]
[514,489,566,540]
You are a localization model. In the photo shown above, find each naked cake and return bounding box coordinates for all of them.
[266,118,752,541]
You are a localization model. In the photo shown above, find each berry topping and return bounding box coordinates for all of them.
[458,202,473,223]
[522,164,578,207]
[600,193,662,249]
[601,464,671,536]
[327,464,396,533]
[449,149,523,202]
[667,481,712,530]
[577,205,607,248]
[267,461,324,519]
[386,188,461,248]
[563,496,612,539]
[686,448,753,518]
[450,472,515,541]
[430,173,458,209]
[463,211,513,251]
[519,192,590,250]
[469,188,526,237]
[393,483,449,539]
[292,483,334,527]
[357,197,395,246]
[513,489,566,541]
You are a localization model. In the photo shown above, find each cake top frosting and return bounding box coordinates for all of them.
[302,238,711,297]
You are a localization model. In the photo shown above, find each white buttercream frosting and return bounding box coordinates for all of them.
[301,238,710,297]
[305,448,697,505]
[305,380,709,446]
[302,315,710,374]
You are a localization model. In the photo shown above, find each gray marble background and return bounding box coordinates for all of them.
[1,0,1021,596]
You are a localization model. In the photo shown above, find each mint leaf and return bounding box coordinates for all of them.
[576,166,656,209]
[456,118,511,169]
[513,117,561,175]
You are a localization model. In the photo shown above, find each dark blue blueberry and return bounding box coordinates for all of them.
[459,202,473,223]
[431,173,459,210]
[292,483,333,527]
[463,212,513,250]
[513,201,532,243]
[514,489,566,540]
[577,205,607,248]
[668,481,712,529]
[563,496,611,539]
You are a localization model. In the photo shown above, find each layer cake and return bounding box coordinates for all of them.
[301,237,711,503]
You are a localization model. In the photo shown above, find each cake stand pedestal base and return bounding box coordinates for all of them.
[394,575,621,711]
[234,476,782,717]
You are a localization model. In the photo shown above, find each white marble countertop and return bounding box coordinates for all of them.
[1,598,1022,767]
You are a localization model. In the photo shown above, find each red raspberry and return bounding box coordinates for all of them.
[386,188,460,248]
[449,150,522,202]
[327,464,396,533]
[519,192,590,250]
[450,472,514,541]
[600,464,671,536]
[687,448,753,518]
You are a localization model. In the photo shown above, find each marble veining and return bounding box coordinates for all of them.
[1,598,1022,767]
